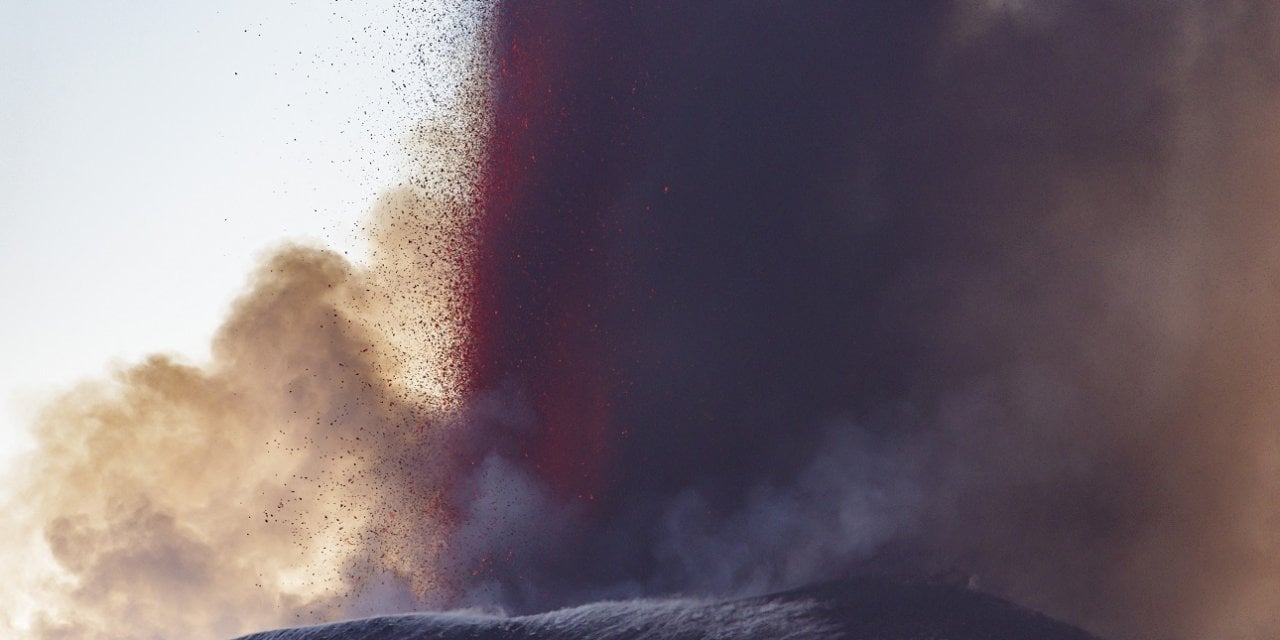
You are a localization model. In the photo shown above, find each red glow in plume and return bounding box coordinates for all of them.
[466,5,645,501]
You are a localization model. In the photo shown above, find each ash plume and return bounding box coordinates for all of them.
[9,2,1280,640]
[450,2,1280,640]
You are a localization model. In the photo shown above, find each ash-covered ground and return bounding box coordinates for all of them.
[235,578,1099,640]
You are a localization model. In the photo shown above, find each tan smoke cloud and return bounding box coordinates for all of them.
[0,236,470,639]
[5,248,398,638]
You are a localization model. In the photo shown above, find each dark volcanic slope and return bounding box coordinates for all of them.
[235,579,1100,640]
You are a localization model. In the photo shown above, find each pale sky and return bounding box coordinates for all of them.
[0,0,461,468]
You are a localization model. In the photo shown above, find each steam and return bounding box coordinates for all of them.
[9,2,1280,640]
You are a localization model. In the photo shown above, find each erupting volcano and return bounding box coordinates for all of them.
[10,1,1280,639]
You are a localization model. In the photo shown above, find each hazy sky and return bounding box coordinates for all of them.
[0,0,435,467]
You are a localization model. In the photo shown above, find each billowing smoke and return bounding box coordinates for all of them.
[9,2,1280,640]
[452,2,1280,639]
[2,247,441,639]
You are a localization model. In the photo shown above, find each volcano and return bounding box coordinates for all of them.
[234,578,1100,640]
[15,1,1277,638]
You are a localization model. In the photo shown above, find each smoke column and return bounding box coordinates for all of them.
[457,2,1280,639]
[8,2,1280,640]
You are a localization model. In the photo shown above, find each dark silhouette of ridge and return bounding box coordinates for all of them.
[234,577,1104,640]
